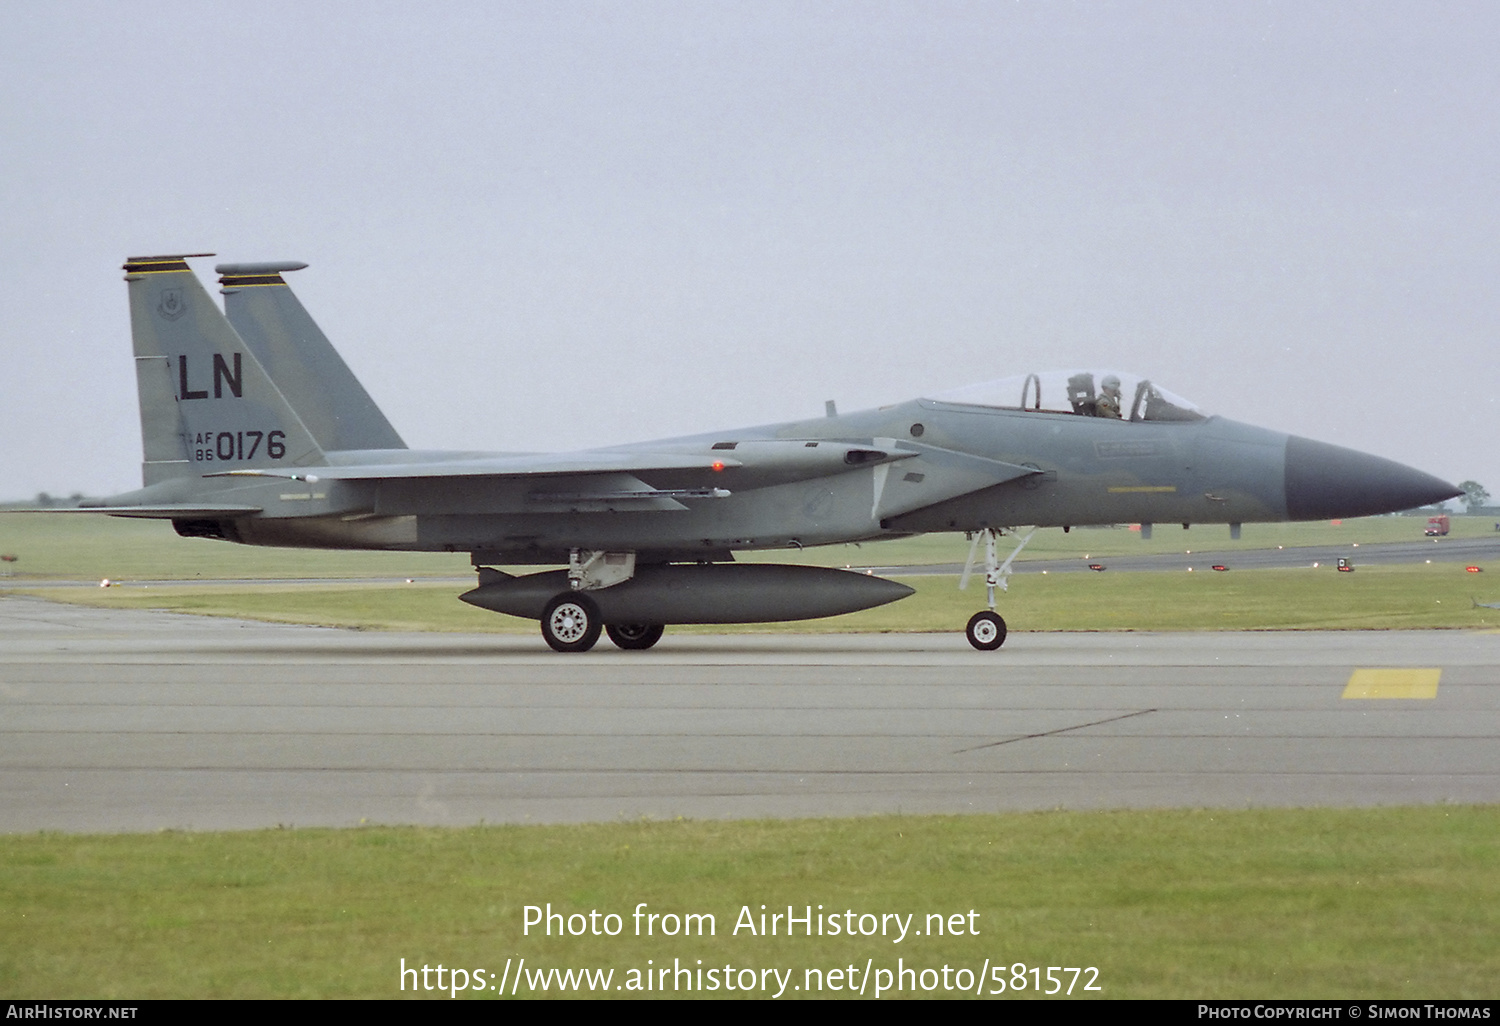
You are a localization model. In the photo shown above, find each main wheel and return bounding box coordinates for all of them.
[541,593,602,653]
[965,610,1007,651]
[606,623,665,651]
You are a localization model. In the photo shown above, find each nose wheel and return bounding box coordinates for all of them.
[541,593,602,652]
[965,610,1007,650]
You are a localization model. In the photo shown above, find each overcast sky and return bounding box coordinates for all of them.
[2,1,1495,502]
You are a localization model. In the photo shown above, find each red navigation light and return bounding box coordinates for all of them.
[711,460,725,472]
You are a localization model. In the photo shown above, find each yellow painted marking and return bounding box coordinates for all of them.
[1107,485,1177,493]
[1342,669,1440,700]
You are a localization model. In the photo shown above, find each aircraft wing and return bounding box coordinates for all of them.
[207,450,744,482]
[39,441,1034,523]
[206,440,925,489]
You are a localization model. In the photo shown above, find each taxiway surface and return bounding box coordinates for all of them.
[2,595,1496,833]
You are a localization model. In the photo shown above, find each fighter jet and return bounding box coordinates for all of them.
[65,254,1460,651]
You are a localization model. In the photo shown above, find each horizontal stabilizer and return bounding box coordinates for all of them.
[16,503,264,519]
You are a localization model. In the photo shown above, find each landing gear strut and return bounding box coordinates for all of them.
[959,527,1034,651]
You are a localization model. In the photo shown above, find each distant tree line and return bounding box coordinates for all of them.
[1458,480,1491,513]
[30,492,87,508]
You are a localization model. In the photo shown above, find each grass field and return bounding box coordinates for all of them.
[0,512,473,581]
[4,511,1497,634]
[3,809,1497,999]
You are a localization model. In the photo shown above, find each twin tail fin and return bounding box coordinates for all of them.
[219,262,406,452]
[123,254,403,488]
[124,254,325,485]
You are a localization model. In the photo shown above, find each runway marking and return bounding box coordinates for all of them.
[953,708,1158,754]
[1342,669,1440,700]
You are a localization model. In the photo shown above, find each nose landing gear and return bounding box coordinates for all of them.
[959,527,1033,651]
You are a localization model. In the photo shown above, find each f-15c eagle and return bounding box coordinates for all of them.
[55,254,1461,651]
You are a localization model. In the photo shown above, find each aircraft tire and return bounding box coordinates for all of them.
[541,593,603,653]
[606,623,665,651]
[965,610,1007,651]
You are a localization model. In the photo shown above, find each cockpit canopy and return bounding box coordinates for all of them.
[928,370,1204,423]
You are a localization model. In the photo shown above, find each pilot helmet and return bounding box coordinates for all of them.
[1101,374,1121,394]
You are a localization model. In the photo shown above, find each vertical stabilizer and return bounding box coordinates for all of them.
[219,262,406,452]
[123,255,325,486]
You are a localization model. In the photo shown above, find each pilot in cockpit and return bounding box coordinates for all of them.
[1094,374,1123,419]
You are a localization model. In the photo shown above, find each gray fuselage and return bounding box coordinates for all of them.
[168,398,1437,566]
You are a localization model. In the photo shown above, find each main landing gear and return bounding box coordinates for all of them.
[959,527,1034,651]
[605,623,665,651]
[539,550,666,652]
[538,594,667,653]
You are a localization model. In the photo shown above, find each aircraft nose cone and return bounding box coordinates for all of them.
[1284,436,1461,520]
